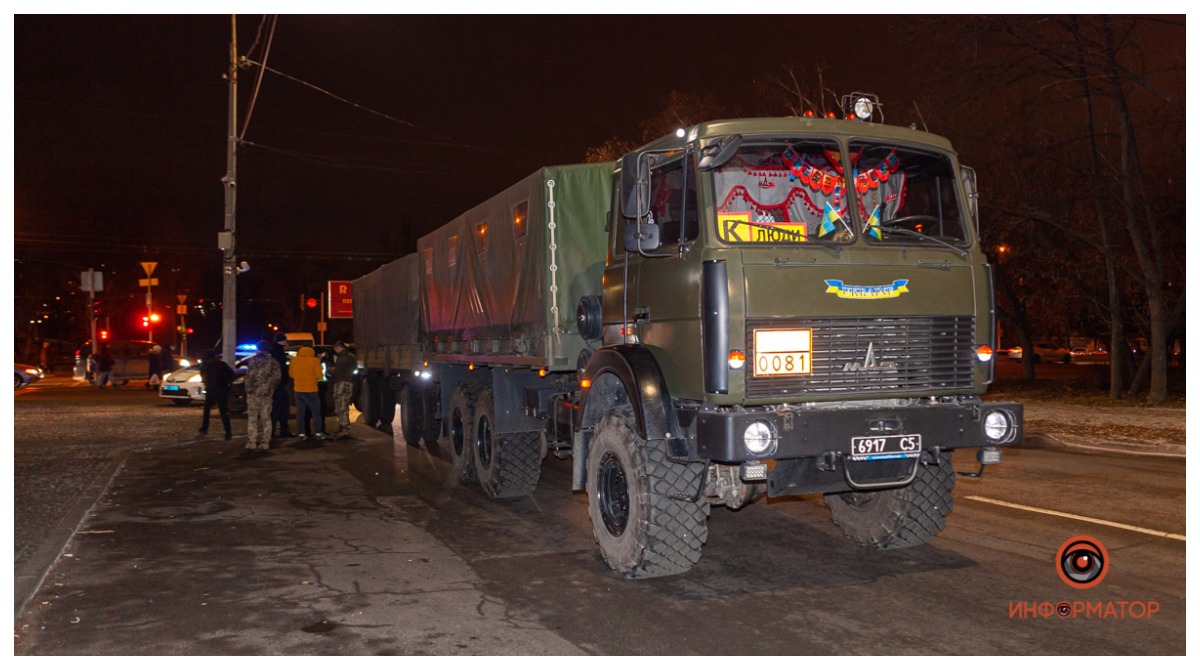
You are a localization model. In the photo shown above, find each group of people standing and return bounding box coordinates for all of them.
[196,336,359,460]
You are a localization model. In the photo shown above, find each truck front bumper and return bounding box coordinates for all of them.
[682,399,1023,463]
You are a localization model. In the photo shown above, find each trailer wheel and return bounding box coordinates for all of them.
[399,384,423,446]
[472,386,541,499]
[421,385,442,447]
[377,387,397,430]
[358,374,381,427]
[449,383,478,483]
[825,451,956,550]
[587,406,709,579]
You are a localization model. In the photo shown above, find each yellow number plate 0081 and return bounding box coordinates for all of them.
[753,329,813,376]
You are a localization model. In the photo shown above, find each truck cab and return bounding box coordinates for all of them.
[574,110,1022,577]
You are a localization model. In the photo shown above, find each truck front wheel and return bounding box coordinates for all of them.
[825,451,956,549]
[587,406,709,579]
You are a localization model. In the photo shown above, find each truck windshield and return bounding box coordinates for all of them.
[712,139,968,248]
[848,141,969,248]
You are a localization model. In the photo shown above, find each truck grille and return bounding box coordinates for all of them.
[745,315,976,398]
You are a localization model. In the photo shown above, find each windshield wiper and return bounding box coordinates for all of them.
[734,219,843,253]
[875,225,967,259]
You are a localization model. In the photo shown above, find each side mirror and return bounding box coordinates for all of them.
[961,165,979,232]
[623,220,661,253]
[619,152,650,219]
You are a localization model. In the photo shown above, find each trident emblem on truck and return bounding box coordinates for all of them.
[844,342,897,373]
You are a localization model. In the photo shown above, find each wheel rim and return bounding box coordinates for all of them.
[596,452,630,536]
[451,408,465,457]
[476,415,493,466]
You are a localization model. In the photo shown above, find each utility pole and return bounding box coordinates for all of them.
[220,15,239,363]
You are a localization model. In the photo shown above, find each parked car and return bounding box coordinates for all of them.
[1006,344,1072,364]
[161,355,248,406]
[1069,348,1111,364]
[15,363,44,388]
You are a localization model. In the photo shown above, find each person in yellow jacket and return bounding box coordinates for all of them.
[288,346,327,441]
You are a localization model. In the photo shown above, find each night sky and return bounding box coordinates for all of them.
[9,10,1189,350]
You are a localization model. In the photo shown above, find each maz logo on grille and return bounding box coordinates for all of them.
[843,342,898,373]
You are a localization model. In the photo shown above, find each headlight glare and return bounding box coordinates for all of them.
[983,410,1013,442]
[743,421,777,455]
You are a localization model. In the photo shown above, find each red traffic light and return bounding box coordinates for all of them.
[306,298,318,309]
[99,329,110,340]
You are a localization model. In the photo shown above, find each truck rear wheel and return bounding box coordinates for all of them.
[421,385,442,447]
[377,387,397,429]
[358,374,381,428]
[399,384,423,446]
[587,406,709,579]
[449,384,478,483]
[825,451,956,549]
[472,386,541,499]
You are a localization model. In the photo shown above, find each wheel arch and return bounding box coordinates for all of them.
[576,345,675,441]
[573,345,686,490]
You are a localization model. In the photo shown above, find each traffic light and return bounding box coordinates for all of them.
[306,297,318,309]
[99,329,109,341]
[91,299,103,318]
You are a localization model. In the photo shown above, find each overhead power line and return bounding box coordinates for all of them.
[241,56,473,149]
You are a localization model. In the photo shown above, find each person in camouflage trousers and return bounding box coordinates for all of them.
[241,339,281,459]
[329,341,358,438]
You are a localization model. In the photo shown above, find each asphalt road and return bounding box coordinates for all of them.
[12,373,1187,655]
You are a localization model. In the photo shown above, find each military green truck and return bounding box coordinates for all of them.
[353,101,1023,578]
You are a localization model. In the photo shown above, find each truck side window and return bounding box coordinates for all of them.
[513,202,527,239]
[649,155,699,247]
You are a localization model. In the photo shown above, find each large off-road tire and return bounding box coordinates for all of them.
[358,374,381,427]
[826,451,956,549]
[399,384,423,446]
[377,386,397,429]
[448,383,479,483]
[587,407,709,579]
[472,386,541,499]
[421,385,442,447]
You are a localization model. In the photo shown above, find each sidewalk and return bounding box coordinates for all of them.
[15,429,583,655]
[1020,400,1186,457]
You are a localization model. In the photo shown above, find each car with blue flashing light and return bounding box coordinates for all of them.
[160,355,249,406]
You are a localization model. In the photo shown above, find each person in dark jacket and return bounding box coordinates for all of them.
[198,350,235,440]
[159,343,178,376]
[147,345,163,390]
[95,344,115,389]
[329,341,358,437]
[270,335,293,438]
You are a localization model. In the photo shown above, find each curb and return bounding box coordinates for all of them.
[1033,432,1185,459]
[14,448,131,618]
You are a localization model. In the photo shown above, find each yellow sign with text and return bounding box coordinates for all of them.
[717,212,807,244]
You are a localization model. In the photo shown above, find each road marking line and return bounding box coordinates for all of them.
[965,496,1186,542]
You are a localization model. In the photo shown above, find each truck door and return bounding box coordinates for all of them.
[604,155,704,399]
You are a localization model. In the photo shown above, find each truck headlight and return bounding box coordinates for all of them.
[983,410,1014,443]
[743,421,777,456]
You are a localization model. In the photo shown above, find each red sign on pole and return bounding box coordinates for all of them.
[327,281,354,319]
